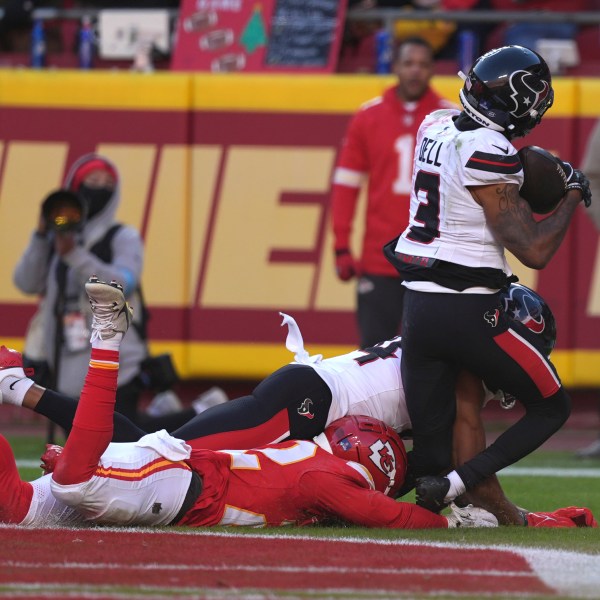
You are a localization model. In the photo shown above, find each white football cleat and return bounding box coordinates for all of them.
[85,276,132,342]
[446,503,499,528]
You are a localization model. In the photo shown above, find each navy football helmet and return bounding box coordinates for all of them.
[500,283,556,356]
[459,45,554,139]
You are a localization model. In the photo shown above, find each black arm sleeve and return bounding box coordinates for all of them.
[35,389,147,442]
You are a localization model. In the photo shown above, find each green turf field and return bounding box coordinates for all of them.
[9,434,600,552]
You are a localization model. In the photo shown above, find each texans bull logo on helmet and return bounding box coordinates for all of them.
[502,286,545,334]
[508,70,552,119]
[499,283,557,357]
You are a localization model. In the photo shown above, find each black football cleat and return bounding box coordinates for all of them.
[415,476,450,513]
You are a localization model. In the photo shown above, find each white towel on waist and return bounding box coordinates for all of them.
[279,312,322,365]
[134,430,192,461]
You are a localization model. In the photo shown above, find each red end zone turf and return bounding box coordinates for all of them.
[0,527,555,598]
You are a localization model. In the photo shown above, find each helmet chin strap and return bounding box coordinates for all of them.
[459,89,505,133]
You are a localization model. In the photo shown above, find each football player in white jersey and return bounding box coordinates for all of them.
[389,45,593,513]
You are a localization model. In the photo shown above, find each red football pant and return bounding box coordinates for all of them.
[0,434,33,524]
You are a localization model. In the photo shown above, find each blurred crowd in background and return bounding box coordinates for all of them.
[0,0,598,75]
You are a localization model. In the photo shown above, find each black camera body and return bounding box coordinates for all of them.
[42,189,86,233]
[140,354,179,392]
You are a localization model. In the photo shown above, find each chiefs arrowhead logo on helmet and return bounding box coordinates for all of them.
[367,438,397,495]
[324,415,407,497]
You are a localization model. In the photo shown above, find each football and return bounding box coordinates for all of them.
[518,145,568,214]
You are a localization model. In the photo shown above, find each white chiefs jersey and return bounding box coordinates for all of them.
[395,109,524,279]
[280,314,410,433]
[50,431,193,527]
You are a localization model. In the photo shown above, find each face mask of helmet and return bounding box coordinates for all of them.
[78,184,113,219]
[458,45,554,139]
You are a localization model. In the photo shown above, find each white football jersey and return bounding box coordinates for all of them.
[311,339,410,433]
[280,313,410,433]
[50,433,193,527]
[395,109,523,274]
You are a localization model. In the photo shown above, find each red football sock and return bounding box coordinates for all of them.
[52,349,119,485]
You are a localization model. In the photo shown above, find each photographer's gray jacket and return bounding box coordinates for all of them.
[13,154,147,398]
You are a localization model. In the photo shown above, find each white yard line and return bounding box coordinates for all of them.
[499,466,600,477]
[21,460,600,476]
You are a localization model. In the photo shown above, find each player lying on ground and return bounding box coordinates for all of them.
[0,277,500,529]
[1,287,594,528]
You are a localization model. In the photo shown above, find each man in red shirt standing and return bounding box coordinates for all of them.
[331,37,455,348]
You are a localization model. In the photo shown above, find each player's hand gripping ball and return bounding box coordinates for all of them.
[518,146,568,214]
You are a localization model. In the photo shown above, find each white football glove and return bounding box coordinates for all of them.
[446,503,499,528]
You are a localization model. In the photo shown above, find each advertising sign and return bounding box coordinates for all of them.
[171,0,347,73]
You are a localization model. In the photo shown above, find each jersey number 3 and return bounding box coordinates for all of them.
[406,170,441,244]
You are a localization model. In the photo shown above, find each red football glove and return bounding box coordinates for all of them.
[527,506,598,528]
[40,444,64,475]
[335,249,357,281]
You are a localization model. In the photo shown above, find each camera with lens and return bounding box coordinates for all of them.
[42,189,87,233]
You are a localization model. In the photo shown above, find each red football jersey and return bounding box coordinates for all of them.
[179,440,446,529]
[332,85,454,276]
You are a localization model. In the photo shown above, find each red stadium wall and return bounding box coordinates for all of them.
[0,71,598,384]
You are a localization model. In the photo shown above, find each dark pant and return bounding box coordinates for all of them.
[357,274,405,348]
[401,289,570,489]
[172,364,333,448]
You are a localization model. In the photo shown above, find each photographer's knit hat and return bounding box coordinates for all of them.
[67,156,118,192]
